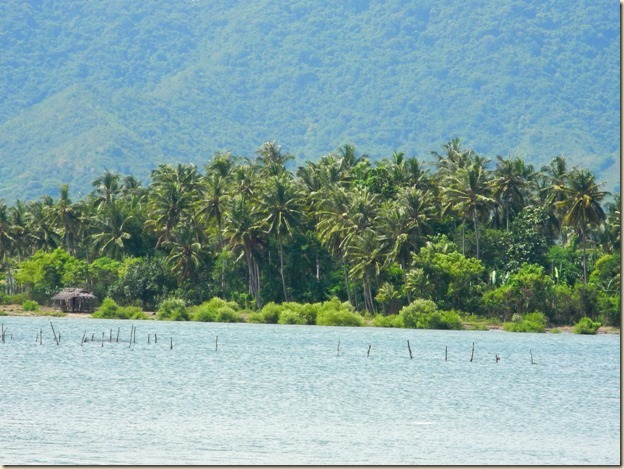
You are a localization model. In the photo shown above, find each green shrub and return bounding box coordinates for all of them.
[278,308,307,325]
[215,306,241,323]
[93,298,130,319]
[281,301,318,325]
[156,297,189,321]
[191,307,216,322]
[503,312,547,332]
[22,300,39,311]
[248,312,265,323]
[7,293,29,305]
[549,328,562,333]
[316,308,364,327]
[372,314,397,327]
[573,317,601,335]
[259,302,282,324]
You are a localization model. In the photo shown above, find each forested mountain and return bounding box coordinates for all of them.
[0,0,619,201]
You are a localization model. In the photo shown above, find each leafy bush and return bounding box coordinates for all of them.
[130,310,151,320]
[372,314,403,328]
[397,300,464,330]
[215,306,241,323]
[259,302,282,324]
[573,317,601,335]
[22,300,39,311]
[156,297,189,321]
[248,312,265,323]
[503,312,547,332]
[190,297,238,322]
[316,298,364,327]
[93,297,130,319]
[278,308,307,325]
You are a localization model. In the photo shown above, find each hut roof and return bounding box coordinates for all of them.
[51,288,96,301]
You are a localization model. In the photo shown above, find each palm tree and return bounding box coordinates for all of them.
[223,193,265,308]
[163,224,206,283]
[0,201,20,294]
[257,174,304,301]
[255,141,294,176]
[91,170,122,211]
[556,168,609,284]
[145,164,200,248]
[48,184,79,254]
[90,200,133,260]
[489,155,537,230]
[442,161,494,259]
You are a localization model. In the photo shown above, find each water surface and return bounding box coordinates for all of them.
[0,317,619,464]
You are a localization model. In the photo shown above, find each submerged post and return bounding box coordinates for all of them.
[337,340,340,357]
[407,340,413,360]
[445,345,448,362]
[530,350,536,365]
[81,331,86,346]
[215,335,218,352]
[116,327,120,343]
[367,344,372,358]
[470,342,475,362]
[170,337,173,350]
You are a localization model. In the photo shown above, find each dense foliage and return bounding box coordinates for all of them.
[0,0,619,201]
[0,145,619,330]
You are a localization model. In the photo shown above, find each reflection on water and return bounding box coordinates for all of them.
[0,318,620,464]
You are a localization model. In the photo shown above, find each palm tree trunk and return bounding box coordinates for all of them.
[343,259,352,306]
[581,229,588,285]
[278,240,288,301]
[472,209,480,259]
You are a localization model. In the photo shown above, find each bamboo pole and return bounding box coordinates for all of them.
[49,322,59,345]
[215,335,218,352]
[445,345,448,362]
[40,329,43,345]
[470,342,475,362]
[170,337,173,350]
[116,327,120,343]
[367,345,371,358]
[407,340,413,360]
[81,331,86,346]
[337,340,340,357]
[101,332,105,347]
[530,350,536,365]
[109,329,112,343]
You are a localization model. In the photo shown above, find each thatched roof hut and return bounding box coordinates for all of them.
[51,288,96,313]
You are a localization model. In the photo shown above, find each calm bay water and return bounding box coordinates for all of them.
[0,316,619,465]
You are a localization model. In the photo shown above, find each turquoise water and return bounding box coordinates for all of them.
[0,317,619,465]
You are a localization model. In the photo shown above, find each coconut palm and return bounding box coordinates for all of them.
[257,174,303,301]
[222,193,265,308]
[489,155,537,230]
[442,161,494,259]
[48,184,80,254]
[556,168,609,284]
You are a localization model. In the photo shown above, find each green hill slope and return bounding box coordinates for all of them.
[0,0,619,201]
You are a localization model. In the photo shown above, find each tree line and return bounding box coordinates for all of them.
[0,140,620,326]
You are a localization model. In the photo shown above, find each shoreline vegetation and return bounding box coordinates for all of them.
[0,304,619,335]
[0,143,620,333]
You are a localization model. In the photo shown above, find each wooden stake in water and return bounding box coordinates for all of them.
[101,332,105,347]
[128,325,134,349]
[40,329,43,345]
[470,342,475,362]
[445,346,448,362]
[215,335,218,352]
[116,327,120,343]
[109,329,112,343]
[155,333,157,344]
[81,331,86,346]
[148,333,151,344]
[49,322,59,345]
[530,350,536,365]
[495,354,500,363]
[407,340,413,360]
[170,337,173,350]
[367,344,372,358]
[337,340,340,357]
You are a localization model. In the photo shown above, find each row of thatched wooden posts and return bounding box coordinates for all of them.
[1,322,539,363]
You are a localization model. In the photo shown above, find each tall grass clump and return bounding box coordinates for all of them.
[156,297,189,321]
[573,317,601,334]
[315,298,364,327]
[503,312,547,332]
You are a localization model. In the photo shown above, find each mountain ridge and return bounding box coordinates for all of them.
[0,0,619,201]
